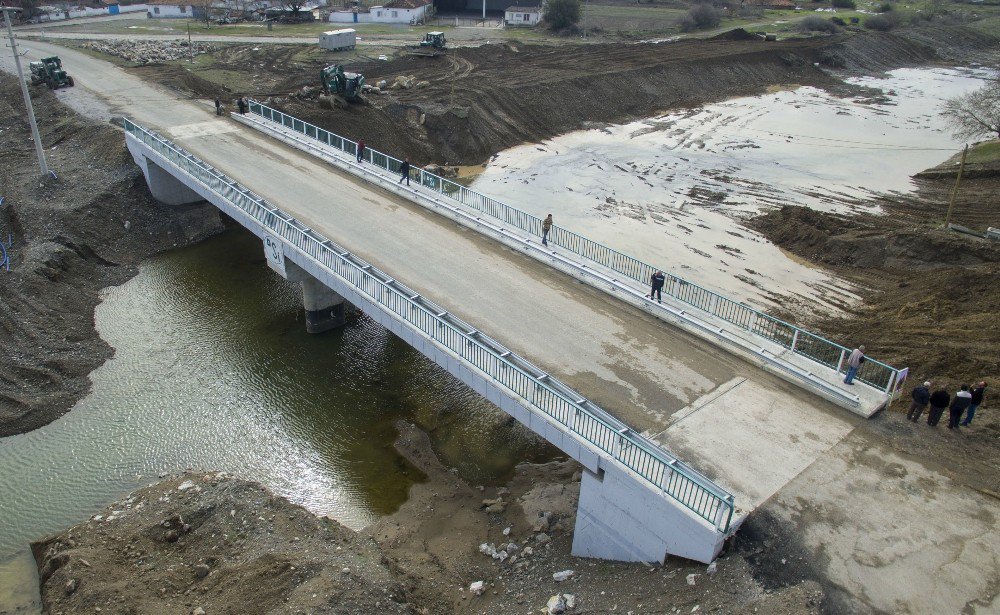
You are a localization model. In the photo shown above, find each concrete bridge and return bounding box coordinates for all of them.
[123,108,900,565]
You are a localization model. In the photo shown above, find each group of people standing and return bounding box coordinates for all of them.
[214,97,249,116]
[908,381,988,429]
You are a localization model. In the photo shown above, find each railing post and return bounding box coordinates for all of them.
[884,369,897,394]
[790,329,799,353]
[835,349,846,374]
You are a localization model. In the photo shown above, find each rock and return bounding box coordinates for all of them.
[546,594,566,614]
[193,608,206,615]
[342,567,350,574]
[686,573,699,586]
[469,580,486,596]
[164,530,180,543]
[505,542,518,554]
[64,578,77,595]
[193,564,210,579]
[535,533,551,545]
[553,569,575,582]
[522,546,534,556]
[564,594,576,609]
[531,511,552,533]
[706,561,717,575]
[177,480,195,491]
[377,79,387,89]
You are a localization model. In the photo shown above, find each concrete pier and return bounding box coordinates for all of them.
[132,153,203,206]
[302,277,346,333]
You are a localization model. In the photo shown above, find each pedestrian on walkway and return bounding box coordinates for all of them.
[357,139,365,163]
[907,381,931,422]
[542,214,553,246]
[398,159,410,186]
[961,381,987,426]
[649,270,666,303]
[948,385,973,429]
[214,98,223,116]
[927,388,950,427]
[237,97,247,115]
[843,345,866,385]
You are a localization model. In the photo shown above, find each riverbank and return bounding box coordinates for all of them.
[32,421,824,614]
[0,73,224,437]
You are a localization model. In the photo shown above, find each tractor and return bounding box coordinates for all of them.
[405,31,447,58]
[28,56,74,89]
[320,64,364,103]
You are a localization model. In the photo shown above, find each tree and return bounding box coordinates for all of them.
[678,3,721,31]
[544,0,581,31]
[942,75,1000,141]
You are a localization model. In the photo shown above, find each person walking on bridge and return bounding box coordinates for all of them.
[949,385,973,429]
[214,98,223,116]
[398,159,411,186]
[843,345,865,385]
[357,139,366,163]
[907,381,931,422]
[542,214,553,246]
[927,387,950,427]
[961,381,987,426]
[237,97,247,115]
[649,270,666,304]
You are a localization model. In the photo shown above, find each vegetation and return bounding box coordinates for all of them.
[942,75,1000,140]
[831,0,856,9]
[799,15,840,32]
[678,3,722,31]
[544,0,582,31]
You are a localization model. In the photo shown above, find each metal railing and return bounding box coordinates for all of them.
[124,118,737,533]
[246,100,900,393]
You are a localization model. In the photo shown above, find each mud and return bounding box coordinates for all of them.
[0,73,223,437]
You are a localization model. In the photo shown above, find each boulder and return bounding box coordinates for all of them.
[552,569,574,582]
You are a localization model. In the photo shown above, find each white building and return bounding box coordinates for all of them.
[369,0,432,24]
[504,5,541,26]
[146,0,197,18]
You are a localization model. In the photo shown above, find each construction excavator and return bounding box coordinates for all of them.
[403,32,447,58]
[320,64,364,103]
[29,56,74,89]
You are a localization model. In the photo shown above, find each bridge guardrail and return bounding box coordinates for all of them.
[245,101,900,393]
[124,118,737,533]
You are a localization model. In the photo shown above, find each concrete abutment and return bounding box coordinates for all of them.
[130,150,203,206]
[301,277,346,333]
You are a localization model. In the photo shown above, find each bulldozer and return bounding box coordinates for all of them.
[320,64,364,103]
[403,32,447,58]
[28,56,74,89]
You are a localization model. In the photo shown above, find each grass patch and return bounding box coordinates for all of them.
[966,140,1000,165]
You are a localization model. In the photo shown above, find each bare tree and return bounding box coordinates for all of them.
[281,0,308,15]
[942,74,1000,141]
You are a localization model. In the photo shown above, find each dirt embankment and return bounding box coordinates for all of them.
[751,172,1000,395]
[34,422,824,614]
[145,27,998,168]
[0,74,223,437]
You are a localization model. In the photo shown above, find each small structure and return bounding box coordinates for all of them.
[504,5,541,26]
[146,0,197,18]
[319,28,356,50]
[368,0,432,24]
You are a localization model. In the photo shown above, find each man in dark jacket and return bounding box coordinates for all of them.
[907,381,931,422]
[961,381,987,426]
[398,159,410,186]
[948,385,973,429]
[927,388,950,427]
[649,271,666,303]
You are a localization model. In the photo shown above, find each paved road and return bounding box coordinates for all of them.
[0,40,855,514]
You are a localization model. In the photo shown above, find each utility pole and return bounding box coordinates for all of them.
[944,143,968,229]
[187,21,193,62]
[2,7,49,178]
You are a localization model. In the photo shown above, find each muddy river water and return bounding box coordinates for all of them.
[0,65,989,611]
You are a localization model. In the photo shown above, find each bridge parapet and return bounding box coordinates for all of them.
[123,117,738,563]
[241,101,904,409]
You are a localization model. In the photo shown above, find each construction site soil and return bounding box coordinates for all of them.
[129,27,999,167]
[3,25,1000,615]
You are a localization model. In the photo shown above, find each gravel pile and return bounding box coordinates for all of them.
[82,39,216,65]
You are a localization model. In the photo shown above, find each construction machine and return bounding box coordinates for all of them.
[28,56,74,89]
[404,32,447,58]
[320,64,364,102]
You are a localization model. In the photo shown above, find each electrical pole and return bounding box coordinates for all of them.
[187,21,193,62]
[944,143,968,229]
[2,7,49,178]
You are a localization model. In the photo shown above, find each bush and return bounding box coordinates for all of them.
[678,3,722,31]
[877,2,893,11]
[799,15,841,32]
[831,16,846,25]
[830,0,855,8]
[543,0,581,31]
[864,12,899,30]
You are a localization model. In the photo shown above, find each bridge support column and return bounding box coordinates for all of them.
[571,464,727,564]
[129,151,204,206]
[302,277,346,333]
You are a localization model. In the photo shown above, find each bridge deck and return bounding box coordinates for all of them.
[9,41,859,518]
